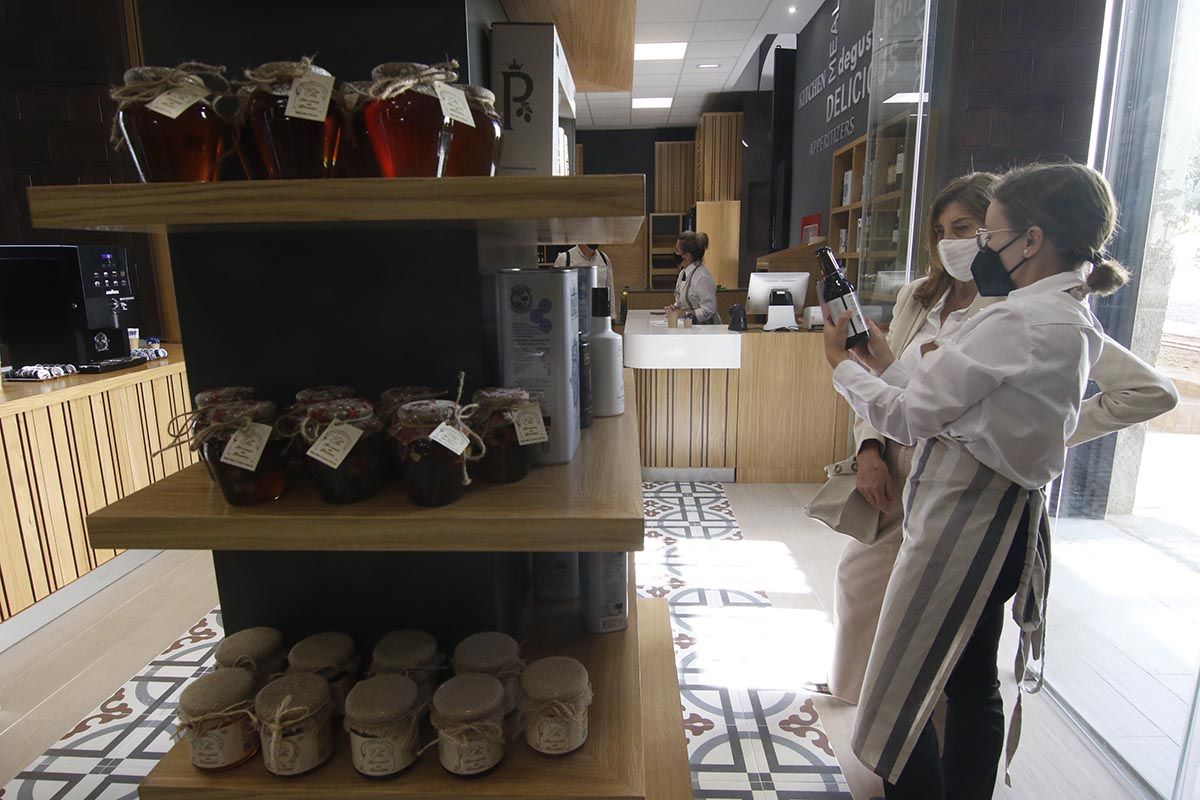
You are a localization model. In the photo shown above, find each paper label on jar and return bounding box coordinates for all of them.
[351,731,417,776]
[263,720,332,776]
[219,422,273,472]
[189,718,256,769]
[508,402,549,446]
[527,708,587,754]
[434,82,475,128]
[146,85,208,119]
[430,422,470,455]
[284,69,335,122]
[306,421,363,469]
[439,731,503,775]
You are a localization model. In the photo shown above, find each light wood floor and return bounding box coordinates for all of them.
[725,483,1152,800]
[0,550,218,785]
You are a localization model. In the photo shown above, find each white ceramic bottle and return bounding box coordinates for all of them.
[588,287,624,417]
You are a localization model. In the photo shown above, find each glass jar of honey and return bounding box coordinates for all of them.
[470,387,532,484]
[301,399,386,504]
[442,86,502,177]
[364,61,457,178]
[389,399,480,507]
[242,59,341,179]
[113,65,228,183]
[295,385,355,406]
[198,401,289,506]
[335,82,380,178]
[232,87,268,180]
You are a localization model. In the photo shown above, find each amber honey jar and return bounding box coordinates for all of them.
[390,399,481,507]
[300,398,387,504]
[442,85,502,177]
[470,387,532,484]
[231,87,268,180]
[242,59,341,179]
[113,64,229,183]
[198,401,288,506]
[335,82,380,178]
[364,61,457,178]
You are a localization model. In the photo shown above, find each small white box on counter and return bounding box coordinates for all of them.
[496,268,580,464]
[492,23,576,176]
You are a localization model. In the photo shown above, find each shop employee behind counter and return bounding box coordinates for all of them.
[666,230,720,324]
[554,243,614,317]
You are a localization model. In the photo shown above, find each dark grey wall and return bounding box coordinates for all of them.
[466,0,508,86]
[789,0,874,246]
[575,127,696,211]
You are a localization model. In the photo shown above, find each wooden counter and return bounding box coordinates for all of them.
[0,347,194,621]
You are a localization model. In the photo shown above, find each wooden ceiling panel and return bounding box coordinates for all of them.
[501,0,635,92]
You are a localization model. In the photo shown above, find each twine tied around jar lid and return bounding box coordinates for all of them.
[471,387,530,435]
[518,656,592,731]
[255,673,331,766]
[110,62,231,148]
[367,60,459,101]
[294,398,383,443]
[242,56,332,96]
[157,400,276,458]
[378,385,448,426]
[337,81,374,113]
[459,85,501,121]
[391,372,486,486]
[175,668,259,741]
[421,673,505,756]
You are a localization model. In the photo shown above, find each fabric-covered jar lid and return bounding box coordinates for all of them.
[255,673,331,722]
[454,631,519,673]
[433,673,504,723]
[373,630,438,670]
[460,84,498,114]
[394,399,456,428]
[337,81,373,112]
[303,399,383,437]
[289,631,358,672]
[195,386,254,408]
[179,668,256,718]
[381,386,446,407]
[344,674,420,726]
[521,656,590,703]
[245,61,333,96]
[471,387,529,413]
[207,400,276,425]
[295,386,354,405]
[215,626,285,668]
[368,61,458,100]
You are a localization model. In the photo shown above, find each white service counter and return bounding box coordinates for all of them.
[621,310,742,370]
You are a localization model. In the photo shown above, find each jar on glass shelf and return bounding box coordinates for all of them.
[389,399,483,507]
[442,85,502,177]
[255,673,335,776]
[470,387,532,484]
[300,398,386,504]
[343,674,422,778]
[288,631,360,717]
[364,61,458,177]
[177,668,260,771]
[335,81,380,178]
[197,401,288,506]
[112,63,229,183]
[242,58,341,179]
[214,626,288,688]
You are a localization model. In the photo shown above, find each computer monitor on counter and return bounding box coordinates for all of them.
[746,272,810,315]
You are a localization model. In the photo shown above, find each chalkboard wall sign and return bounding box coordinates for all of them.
[788,0,874,246]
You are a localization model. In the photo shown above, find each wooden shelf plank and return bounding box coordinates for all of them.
[26,176,647,244]
[830,201,863,214]
[638,598,691,800]
[87,407,644,553]
[140,592,652,800]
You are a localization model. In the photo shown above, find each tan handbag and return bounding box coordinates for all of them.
[804,455,882,544]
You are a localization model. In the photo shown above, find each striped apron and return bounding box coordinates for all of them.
[851,436,1051,786]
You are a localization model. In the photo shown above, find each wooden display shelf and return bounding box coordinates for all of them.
[87,409,644,553]
[861,290,900,304]
[139,597,675,800]
[831,201,863,214]
[27,175,647,244]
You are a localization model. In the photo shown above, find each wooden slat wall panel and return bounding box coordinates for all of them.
[654,142,696,212]
[633,369,738,469]
[0,364,192,620]
[695,113,743,202]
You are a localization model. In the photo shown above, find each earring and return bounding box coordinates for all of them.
[1023,250,1030,258]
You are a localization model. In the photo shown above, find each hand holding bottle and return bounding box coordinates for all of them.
[850,319,896,374]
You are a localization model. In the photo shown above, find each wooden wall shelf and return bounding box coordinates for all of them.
[87,409,644,553]
[26,176,647,244]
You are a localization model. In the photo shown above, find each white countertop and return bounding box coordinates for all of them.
[622,310,742,369]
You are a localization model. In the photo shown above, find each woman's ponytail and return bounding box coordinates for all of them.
[1086,255,1130,296]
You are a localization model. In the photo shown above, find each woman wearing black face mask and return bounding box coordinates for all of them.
[666,230,720,324]
[819,163,1178,800]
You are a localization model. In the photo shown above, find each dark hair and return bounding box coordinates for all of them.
[916,172,1000,308]
[993,163,1129,296]
[677,231,709,262]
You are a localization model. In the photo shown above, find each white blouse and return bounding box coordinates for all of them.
[674,262,719,323]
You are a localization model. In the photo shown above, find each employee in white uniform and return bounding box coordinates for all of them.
[823,163,1158,799]
[669,231,720,324]
[554,243,614,315]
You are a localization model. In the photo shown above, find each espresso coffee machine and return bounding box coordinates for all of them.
[0,245,142,372]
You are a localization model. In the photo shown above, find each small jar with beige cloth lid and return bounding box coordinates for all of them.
[214,626,287,687]
[370,630,443,708]
[255,673,335,776]
[287,632,360,716]
[176,668,259,771]
[519,657,592,755]
[344,674,423,778]
[453,632,524,715]
[430,673,506,776]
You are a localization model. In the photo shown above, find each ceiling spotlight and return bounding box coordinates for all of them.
[697,63,721,69]
[632,97,673,109]
[634,42,688,60]
[788,5,797,12]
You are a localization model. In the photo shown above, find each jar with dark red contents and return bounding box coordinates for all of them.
[187,386,255,481]
[364,61,457,178]
[335,82,380,178]
[301,399,386,504]
[195,386,256,410]
[295,386,355,407]
[198,401,289,506]
[442,86,502,177]
[113,65,229,183]
[390,399,483,507]
[377,386,447,428]
[471,387,532,484]
[242,59,341,179]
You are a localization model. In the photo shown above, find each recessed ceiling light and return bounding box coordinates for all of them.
[634,41,688,61]
[632,97,673,109]
[697,63,721,69]
[788,5,797,12]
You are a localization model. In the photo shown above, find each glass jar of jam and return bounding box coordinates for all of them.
[471,387,532,484]
[198,401,289,506]
[335,82,380,178]
[195,386,256,410]
[442,85,502,177]
[295,385,355,406]
[390,399,480,507]
[189,386,256,481]
[364,61,457,178]
[242,60,341,179]
[377,386,447,428]
[301,399,386,504]
[114,66,228,183]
